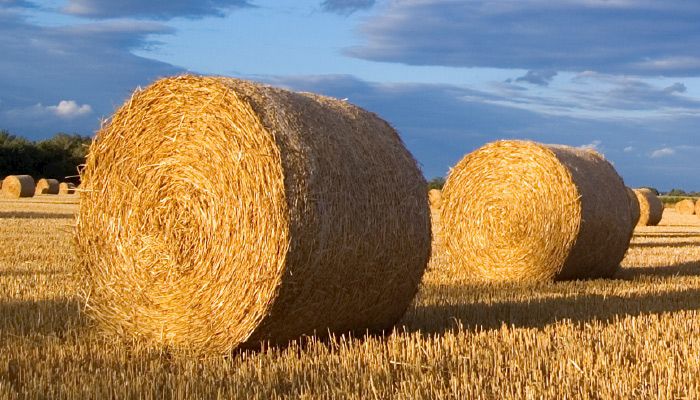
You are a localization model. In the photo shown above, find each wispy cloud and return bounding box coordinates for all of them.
[62,0,253,20]
[650,147,676,158]
[320,0,375,15]
[514,70,558,86]
[347,1,700,75]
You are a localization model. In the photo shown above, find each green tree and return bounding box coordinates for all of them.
[427,177,445,190]
[0,130,91,181]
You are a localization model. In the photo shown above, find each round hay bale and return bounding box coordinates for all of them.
[75,75,431,354]
[428,189,442,209]
[634,188,663,226]
[59,182,76,195]
[440,140,632,282]
[1,175,35,198]
[695,200,700,217]
[675,198,695,215]
[35,178,59,195]
[626,187,640,231]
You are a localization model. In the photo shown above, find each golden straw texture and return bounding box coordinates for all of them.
[675,199,695,215]
[696,200,700,217]
[36,178,59,195]
[634,189,663,226]
[441,140,632,283]
[75,75,431,355]
[428,189,442,209]
[59,182,76,195]
[1,175,35,198]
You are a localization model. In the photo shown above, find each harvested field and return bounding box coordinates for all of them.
[1,199,700,398]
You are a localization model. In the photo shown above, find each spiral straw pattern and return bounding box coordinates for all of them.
[441,140,632,282]
[75,75,431,354]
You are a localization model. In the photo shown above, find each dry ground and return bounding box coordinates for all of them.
[1,197,700,399]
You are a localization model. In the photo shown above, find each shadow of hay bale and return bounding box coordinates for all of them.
[402,286,700,335]
[0,298,84,337]
[0,211,75,220]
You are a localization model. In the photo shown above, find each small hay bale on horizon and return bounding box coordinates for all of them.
[59,182,76,195]
[428,188,442,209]
[35,178,59,195]
[75,75,432,355]
[634,188,663,226]
[440,140,633,283]
[675,198,695,215]
[1,175,35,198]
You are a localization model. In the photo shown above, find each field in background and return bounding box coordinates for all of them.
[1,198,700,398]
[659,195,700,206]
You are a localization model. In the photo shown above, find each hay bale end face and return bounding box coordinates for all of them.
[626,187,641,231]
[35,178,59,195]
[1,175,35,198]
[59,182,76,195]
[675,199,695,215]
[75,75,431,354]
[440,140,632,283]
[634,189,663,226]
[428,189,442,209]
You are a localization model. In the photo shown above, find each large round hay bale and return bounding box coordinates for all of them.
[1,175,35,198]
[675,198,695,215]
[75,75,431,354]
[35,178,59,195]
[634,189,663,226]
[695,200,700,217]
[626,187,640,231]
[428,189,442,209]
[59,182,76,195]
[441,140,632,282]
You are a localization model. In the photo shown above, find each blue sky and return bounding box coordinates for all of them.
[1,0,699,190]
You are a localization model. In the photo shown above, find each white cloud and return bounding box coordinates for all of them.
[3,100,92,120]
[650,147,676,158]
[47,100,92,118]
[623,146,634,153]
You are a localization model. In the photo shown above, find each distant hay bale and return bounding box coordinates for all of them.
[441,140,632,282]
[626,187,640,231]
[634,189,663,226]
[1,175,35,198]
[35,178,59,195]
[428,189,442,209]
[675,199,695,215]
[75,75,431,354]
[59,182,76,195]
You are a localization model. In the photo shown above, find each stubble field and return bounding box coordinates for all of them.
[1,197,700,399]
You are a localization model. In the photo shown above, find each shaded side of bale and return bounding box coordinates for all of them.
[75,75,431,354]
[675,199,695,215]
[441,140,632,283]
[1,175,35,198]
[35,178,59,195]
[59,182,76,195]
[428,189,442,209]
[626,187,640,231]
[634,189,663,226]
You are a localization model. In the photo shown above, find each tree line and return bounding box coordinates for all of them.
[0,130,92,183]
